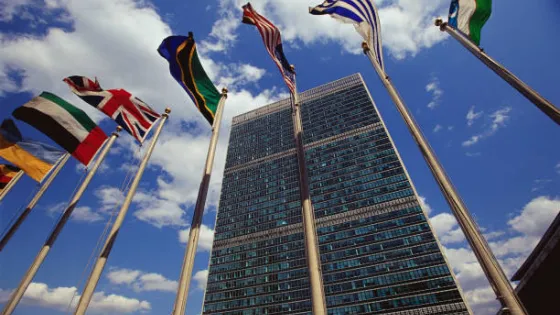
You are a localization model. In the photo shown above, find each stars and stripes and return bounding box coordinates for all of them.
[242,2,296,94]
[64,76,160,143]
[310,0,384,70]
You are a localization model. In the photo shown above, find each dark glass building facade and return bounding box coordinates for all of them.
[203,74,470,315]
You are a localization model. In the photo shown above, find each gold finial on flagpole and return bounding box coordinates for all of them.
[361,41,369,54]
[222,87,228,96]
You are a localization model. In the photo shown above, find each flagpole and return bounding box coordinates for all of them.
[0,154,71,252]
[172,89,227,315]
[0,170,24,202]
[290,66,327,315]
[74,109,170,315]
[435,18,560,126]
[362,42,527,315]
[1,127,121,315]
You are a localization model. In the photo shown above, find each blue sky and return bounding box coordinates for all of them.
[0,0,558,314]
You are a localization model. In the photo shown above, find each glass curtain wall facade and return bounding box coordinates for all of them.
[203,74,470,315]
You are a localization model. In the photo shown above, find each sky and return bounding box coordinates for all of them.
[0,0,558,314]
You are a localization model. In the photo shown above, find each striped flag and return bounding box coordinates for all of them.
[448,0,492,46]
[242,2,296,94]
[64,76,160,143]
[310,0,384,70]
[0,119,65,182]
[13,92,108,166]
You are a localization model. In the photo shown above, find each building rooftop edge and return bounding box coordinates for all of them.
[512,211,560,281]
[231,73,363,125]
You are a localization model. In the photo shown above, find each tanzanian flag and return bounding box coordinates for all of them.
[0,119,65,182]
[13,92,108,166]
[158,33,221,125]
[448,0,492,45]
[0,164,21,193]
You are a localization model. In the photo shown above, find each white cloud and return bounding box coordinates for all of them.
[433,124,442,133]
[556,162,560,175]
[441,195,560,314]
[430,213,465,245]
[507,196,560,237]
[212,0,449,59]
[462,106,512,147]
[426,77,443,109]
[107,267,177,293]
[418,195,432,215]
[179,224,215,252]
[47,202,104,223]
[94,186,126,212]
[465,152,481,157]
[0,282,150,314]
[466,106,483,127]
[193,269,209,291]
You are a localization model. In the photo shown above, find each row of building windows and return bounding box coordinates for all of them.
[325,255,447,294]
[317,205,422,236]
[326,276,457,307]
[327,290,464,315]
[206,267,309,294]
[322,232,435,263]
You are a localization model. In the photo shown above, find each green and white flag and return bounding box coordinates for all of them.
[13,92,108,166]
[448,0,492,45]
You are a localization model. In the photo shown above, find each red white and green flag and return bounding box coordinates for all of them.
[13,92,108,166]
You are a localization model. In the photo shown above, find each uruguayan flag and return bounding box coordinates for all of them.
[310,0,384,70]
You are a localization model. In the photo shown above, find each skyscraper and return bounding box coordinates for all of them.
[203,74,470,315]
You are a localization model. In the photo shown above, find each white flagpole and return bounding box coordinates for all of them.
[1,127,121,315]
[0,154,71,251]
[172,89,227,315]
[74,109,170,315]
[362,42,527,315]
[435,18,560,125]
[0,170,24,202]
[290,66,327,315]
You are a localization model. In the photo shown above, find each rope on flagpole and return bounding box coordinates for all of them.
[65,142,144,313]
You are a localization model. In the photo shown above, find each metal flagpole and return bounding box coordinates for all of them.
[435,18,560,126]
[74,109,170,315]
[290,66,327,315]
[172,89,227,315]
[0,170,24,202]
[362,42,527,315]
[0,154,71,251]
[1,127,121,315]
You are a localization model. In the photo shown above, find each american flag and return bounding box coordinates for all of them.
[242,3,296,94]
[64,76,160,143]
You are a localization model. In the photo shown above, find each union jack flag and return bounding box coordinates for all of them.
[64,76,160,143]
[242,3,296,94]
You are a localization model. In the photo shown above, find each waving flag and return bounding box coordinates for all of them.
[158,34,222,125]
[242,2,296,94]
[0,164,20,194]
[64,76,160,143]
[13,92,108,166]
[0,119,65,182]
[448,0,492,45]
[310,0,384,70]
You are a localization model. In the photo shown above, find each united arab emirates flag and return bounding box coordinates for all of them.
[448,0,492,45]
[158,33,221,125]
[13,92,108,165]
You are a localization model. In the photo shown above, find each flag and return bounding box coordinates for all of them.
[310,0,384,70]
[448,0,492,46]
[158,34,222,125]
[13,92,108,166]
[242,3,296,94]
[0,164,20,193]
[0,119,65,182]
[63,76,160,143]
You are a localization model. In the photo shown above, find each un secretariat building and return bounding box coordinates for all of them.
[203,74,471,315]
